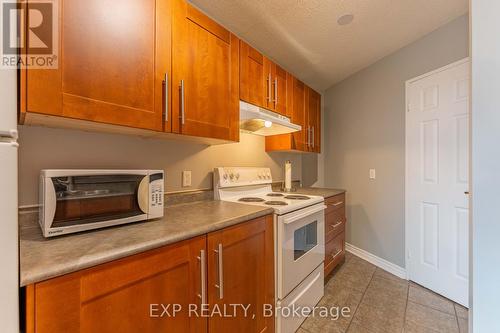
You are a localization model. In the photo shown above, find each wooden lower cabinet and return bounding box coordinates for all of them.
[324,193,347,278]
[207,215,274,333]
[25,216,274,333]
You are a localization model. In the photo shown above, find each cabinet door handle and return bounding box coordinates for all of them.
[214,243,224,299]
[196,249,206,304]
[164,73,169,123]
[267,74,272,103]
[307,126,311,148]
[274,78,278,106]
[180,80,185,125]
[331,221,343,229]
[312,127,315,149]
[331,249,342,260]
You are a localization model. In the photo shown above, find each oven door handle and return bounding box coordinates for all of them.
[137,175,150,214]
[283,204,326,225]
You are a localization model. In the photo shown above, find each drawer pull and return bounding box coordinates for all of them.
[331,201,344,207]
[331,221,343,229]
[331,249,342,261]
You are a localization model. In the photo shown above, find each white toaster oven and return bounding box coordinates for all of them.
[39,170,164,237]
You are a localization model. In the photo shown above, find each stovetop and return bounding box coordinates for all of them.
[213,167,324,215]
[221,191,324,215]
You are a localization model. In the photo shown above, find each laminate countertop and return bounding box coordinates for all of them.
[19,201,274,287]
[277,187,346,198]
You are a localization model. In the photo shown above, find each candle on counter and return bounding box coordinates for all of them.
[284,160,292,191]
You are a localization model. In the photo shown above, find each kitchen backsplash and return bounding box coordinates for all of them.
[18,126,306,206]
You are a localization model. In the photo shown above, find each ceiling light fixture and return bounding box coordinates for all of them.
[337,14,354,26]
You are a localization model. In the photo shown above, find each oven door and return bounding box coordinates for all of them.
[277,203,326,299]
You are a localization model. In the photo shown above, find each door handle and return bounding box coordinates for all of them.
[331,249,342,260]
[179,80,185,125]
[267,74,272,103]
[331,221,343,229]
[214,243,224,299]
[307,126,311,148]
[164,73,168,123]
[274,77,278,106]
[312,127,315,149]
[196,250,206,304]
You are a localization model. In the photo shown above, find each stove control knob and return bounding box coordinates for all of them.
[229,173,235,180]
[235,173,240,180]
[258,174,263,179]
[223,173,228,180]
[266,173,271,179]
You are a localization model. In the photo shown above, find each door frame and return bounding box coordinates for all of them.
[404,57,470,281]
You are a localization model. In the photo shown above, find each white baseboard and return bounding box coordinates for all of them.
[345,243,407,280]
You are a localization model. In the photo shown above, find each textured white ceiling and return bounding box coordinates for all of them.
[189,0,468,91]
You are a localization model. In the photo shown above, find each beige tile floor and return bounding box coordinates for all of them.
[299,252,469,333]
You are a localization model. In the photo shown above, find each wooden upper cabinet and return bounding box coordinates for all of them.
[28,236,207,333]
[265,76,321,153]
[207,216,275,333]
[272,65,289,116]
[291,77,307,151]
[240,43,289,117]
[306,86,321,153]
[240,41,266,108]
[172,0,239,142]
[24,0,171,132]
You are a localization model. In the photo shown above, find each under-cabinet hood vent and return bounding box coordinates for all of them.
[239,101,301,136]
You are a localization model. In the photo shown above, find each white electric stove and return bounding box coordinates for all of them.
[214,167,326,333]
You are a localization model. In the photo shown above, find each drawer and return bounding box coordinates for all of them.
[325,193,345,214]
[324,232,345,277]
[325,209,345,243]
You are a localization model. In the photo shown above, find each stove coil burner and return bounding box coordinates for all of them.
[238,197,265,202]
[267,193,284,197]
[284,195,310,200]
[265,201,288,206]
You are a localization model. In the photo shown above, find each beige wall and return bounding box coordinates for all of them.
[18,126,303,206]
[323,15,469,267]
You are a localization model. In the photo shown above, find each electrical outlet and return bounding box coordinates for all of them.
[182,171,192,187]
[369,169,376,179]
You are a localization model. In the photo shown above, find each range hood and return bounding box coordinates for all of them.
[239,101,301,136]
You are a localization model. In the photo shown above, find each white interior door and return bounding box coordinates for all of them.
[406,59,469,307]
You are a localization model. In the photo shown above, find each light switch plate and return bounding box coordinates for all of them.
[182,171,192,187]
[369,169,376,179]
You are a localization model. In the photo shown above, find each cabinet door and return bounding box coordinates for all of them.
[207,216,275,333]
[29,236,207,333]
[25,0,170,132]
[291,77,307,151]
[172,0,239,141]
[272,64,289,116]
[240,41,266,108]
[306,87,321,153]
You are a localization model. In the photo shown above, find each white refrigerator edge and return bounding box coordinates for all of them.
[0,63,20,332]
